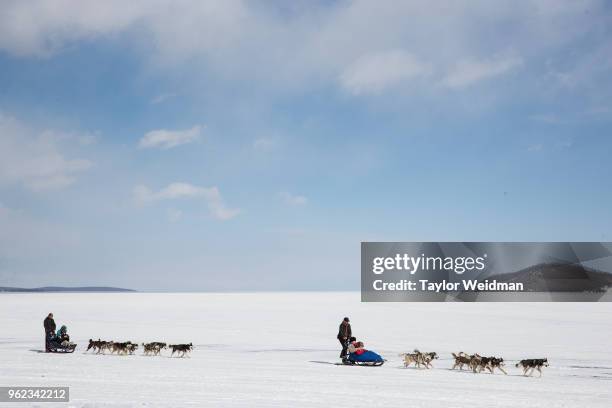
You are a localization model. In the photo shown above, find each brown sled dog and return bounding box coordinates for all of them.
[452,352,480,370]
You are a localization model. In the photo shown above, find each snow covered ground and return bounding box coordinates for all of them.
[0,292,611,407]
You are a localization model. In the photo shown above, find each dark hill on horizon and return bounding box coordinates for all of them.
[484,262,612,292]
[0,286,136,293]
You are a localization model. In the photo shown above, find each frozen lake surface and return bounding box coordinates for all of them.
[1,292,611,407]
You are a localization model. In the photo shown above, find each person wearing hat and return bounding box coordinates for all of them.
[337,317,352,360]
[56,325,70,346]
[43,313,56,352]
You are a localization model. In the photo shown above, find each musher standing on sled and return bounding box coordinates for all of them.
[44,313,56,352]
[337,317,352,360]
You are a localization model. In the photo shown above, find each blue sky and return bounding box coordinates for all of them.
[1,0,611,291]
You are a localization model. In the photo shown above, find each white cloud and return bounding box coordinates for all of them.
[138,125,201,149]
[442,55,523,89]
[0,0,605,100]
[134,182,240,220]
[0,113,92,191]
[134,182,204,201]
[0,0,149,57]
[340,50,431,95]
[278,192,307,206]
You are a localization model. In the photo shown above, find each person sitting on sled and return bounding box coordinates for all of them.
[346,337,357,354]
[55,325,70,346]
[346,340,384,365]
[346,337,366,355]
[352,341,366,355]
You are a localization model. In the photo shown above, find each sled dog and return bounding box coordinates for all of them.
[516,358,549,377]
[143,342,167,356]
[488,357,508,375]
[451,352,480,370]
[87,339,112,354]
[420,351,438,368]
[97,341,112,354]
[399,351,421,368]
[142,342,155,356]
[399,350,438,369]
[110,341,131,355]
[151,342,167,353]
[87,339,103,353]
[96,340,112,354]
[169,343,193,357]
[473,356,508,374]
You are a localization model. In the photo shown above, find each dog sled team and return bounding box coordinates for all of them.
[86,339,193,357]
[44,312,193,358]
[338,317,549,376]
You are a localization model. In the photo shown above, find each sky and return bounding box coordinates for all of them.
[0,0,611,291]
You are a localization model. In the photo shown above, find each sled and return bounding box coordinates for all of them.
[47,342,77,353]
[342,350,385,366]
[340,359,385,367]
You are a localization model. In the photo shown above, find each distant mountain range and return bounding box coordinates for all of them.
[0,286,136,293]
[486,262,612,292]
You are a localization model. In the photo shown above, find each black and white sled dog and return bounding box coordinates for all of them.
[516,358,549,377]
[87,339,103,353]
[126,342,138,355]
[473,356,508,375]
[399,349,438,369]
[169,343,193,358]
[87,339,112,354]
[142,342,167,356]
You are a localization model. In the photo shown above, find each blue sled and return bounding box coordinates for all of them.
[347,350,385,366]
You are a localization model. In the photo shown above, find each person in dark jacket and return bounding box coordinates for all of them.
[43,313,56,352]
[337,317,352,359]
